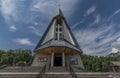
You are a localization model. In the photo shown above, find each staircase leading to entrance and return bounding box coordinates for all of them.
[43,66,72,78]
[0,66,120,78]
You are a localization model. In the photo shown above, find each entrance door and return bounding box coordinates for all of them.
[54,54,62,66]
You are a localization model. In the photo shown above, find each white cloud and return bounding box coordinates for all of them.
[71,14,101,29]
[84,5,96,16]
[74,22,119,55]
[28,0,80,36]
[60,0,81,17]
[0,0,80,25]
[9,25,16,32]
[108,9,120,20]
[31,0,57,17]
[31,0,80,18]
[34,22,39,25]
[111,38,120,53]
[28,26,43,37]
[88,14,101,27]
[0,0,17,22]
[111,9,120,17]
[71,21,83,29]
[111,48,119,53]
[13,38,34,46]
[0,0,81,40]
[93,15,101,24]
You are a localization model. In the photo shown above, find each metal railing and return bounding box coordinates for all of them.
[69,64,77,78]
[37,65,46,78]
[0,65,7,70]
[65,63,67,71]
[48,62,51,70]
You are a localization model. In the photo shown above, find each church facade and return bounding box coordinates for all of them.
[32,9,84,69]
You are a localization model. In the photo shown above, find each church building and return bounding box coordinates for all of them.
[32,9,84,70]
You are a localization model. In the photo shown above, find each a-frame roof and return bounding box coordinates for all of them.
[34,8,82,52]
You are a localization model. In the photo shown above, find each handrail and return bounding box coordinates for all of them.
[65,62,68,71]
[69,64,77,78]
[0,65,7,70]
[37,65,46,78]
[49,61,51,70]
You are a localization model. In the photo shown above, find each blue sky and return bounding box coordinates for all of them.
[0,0,120,56]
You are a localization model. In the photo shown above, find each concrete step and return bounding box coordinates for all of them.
[42,72,72,78]
[48,67,67,72]
[0,72,120,78]
[0,72,72,78]
[76,73,120,78]
[0,66,42,72]
[0,72,38,78]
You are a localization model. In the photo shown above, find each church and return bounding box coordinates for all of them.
[32,8,84,70]
[0,8,120,78]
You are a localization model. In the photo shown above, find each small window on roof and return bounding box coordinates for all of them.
[56,19,62,26]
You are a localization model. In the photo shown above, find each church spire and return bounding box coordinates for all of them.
[56,8,64,17]
[59,8,63,16]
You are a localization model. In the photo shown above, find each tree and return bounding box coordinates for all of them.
[0,49,33,66]
[81,54,120,72]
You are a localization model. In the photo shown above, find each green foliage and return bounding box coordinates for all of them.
[81,54,120,72]
[0,49,33,66]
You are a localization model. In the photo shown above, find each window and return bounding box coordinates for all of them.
[56,27,58,31]
[38,57,48,62]
[59,27,62,31]
[55,19,63,40]
[56,19,62,26]
[55,33,58,40]
[59,33,63,40]
[69,55,78,65]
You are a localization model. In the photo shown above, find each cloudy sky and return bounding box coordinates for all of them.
[0,0,120,56]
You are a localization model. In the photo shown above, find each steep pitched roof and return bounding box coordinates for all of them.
[34,9,82,52]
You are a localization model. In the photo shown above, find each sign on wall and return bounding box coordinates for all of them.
[38,57,48,62]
